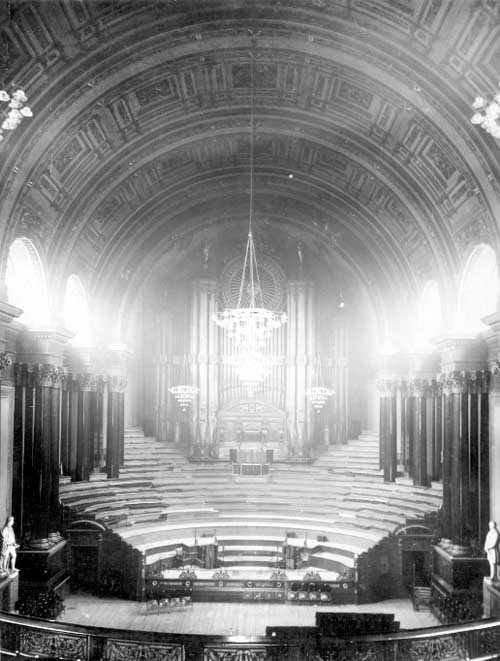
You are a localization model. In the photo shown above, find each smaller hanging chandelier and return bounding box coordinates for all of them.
[169,355,199,411]
[306,357,334,412]
[0,89,32,141]
[306,385,334,412]
[168,384,199,411]
[471,86,500,139]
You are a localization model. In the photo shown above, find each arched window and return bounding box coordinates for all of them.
[413,280,442,352]
[64,274,91,345]
[457,244,499,333]
[5,238,49,326]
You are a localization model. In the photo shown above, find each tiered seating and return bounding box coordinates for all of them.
[60,428,442,591]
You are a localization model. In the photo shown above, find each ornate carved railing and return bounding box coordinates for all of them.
[2,612,500,660]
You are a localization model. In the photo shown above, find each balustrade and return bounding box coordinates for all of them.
[2,611,500,660]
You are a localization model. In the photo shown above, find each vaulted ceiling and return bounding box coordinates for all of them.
[1,0,500,340]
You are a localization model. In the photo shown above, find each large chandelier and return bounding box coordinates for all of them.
[212,46,286,355]
[0,89,32,141]
[471,86,500,139]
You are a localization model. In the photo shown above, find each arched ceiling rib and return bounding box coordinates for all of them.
[0,0,499,327]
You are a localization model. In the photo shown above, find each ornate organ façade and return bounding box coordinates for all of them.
[148,254,348,458]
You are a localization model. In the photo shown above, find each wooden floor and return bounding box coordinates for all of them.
[59,591,439,636]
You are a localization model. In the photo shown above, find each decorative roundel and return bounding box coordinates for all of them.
[219,255,286,312]
[342,583,348,589]
[218,581,224,587]
[185,580,191,587]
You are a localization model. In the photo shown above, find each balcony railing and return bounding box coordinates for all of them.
[2,611,500,660]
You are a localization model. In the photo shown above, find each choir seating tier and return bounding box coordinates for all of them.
[60,430,442,602]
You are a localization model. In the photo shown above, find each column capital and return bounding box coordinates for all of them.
[376,379,398,396]
[32,363,66,388]
[106,375,127,392]
[438,370,490,395]
[407,377,436,397]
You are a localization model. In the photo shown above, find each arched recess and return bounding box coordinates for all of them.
[412,280,442,353]
[5,237,49,327]
[457,244,499,334]
[64,274,91,345]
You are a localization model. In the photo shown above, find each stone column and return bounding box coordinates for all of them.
[25,363,65,548]
[15,329,72,548]
[106,376,127,479]
[74,373,98,481]
[435,335,488,553]
[483,313,500,527]
[94,344,129,475]
[407,378,430,487]
[378,380,397,482]
[441,371,472,553]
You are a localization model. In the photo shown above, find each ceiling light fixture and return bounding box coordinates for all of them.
[212,39,286,363]
[0,88,32,141]
[471,87,500,139]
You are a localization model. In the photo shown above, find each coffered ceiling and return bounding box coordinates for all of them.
[1,0,499,333]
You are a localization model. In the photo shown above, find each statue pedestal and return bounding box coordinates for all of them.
[0,570,19,612]
[483,577,500,617]
[431,545,488,622]
[17,540,69,598]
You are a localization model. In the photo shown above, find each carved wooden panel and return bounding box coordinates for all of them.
[105,638,184,661]
[398,634,467,661]
[203,648,268,661]
[317,644,385,661]
[477,626,500,655]
[19,629,89,660]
